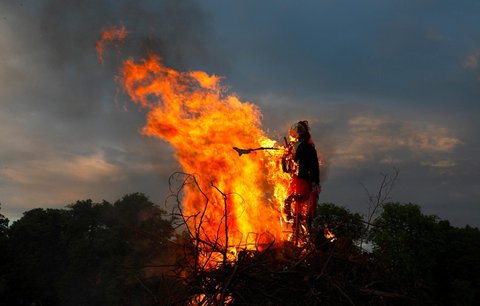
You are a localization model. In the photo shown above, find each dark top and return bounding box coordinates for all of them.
[294,140,320,185]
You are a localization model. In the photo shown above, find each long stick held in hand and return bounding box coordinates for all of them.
[232,146,280,156]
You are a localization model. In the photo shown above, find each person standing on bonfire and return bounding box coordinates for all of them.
[282,120,321,234]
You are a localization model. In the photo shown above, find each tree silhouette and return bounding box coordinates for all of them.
[0,194,177,306]
[1,194,479,305]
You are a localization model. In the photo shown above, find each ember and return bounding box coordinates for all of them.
[96,26,127,63]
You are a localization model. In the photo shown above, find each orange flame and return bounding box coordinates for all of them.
[119,54,291,257]
[96,26,127,63]
[324,225,336,241]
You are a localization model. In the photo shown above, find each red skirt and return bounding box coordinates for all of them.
[287,176,318,218]
[288,176,311,200]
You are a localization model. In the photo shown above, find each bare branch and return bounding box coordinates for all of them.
[360,167,400,248]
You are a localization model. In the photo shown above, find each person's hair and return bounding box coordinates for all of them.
[298,120,311,141]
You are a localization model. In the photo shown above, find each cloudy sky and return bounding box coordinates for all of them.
[1,0,479,227]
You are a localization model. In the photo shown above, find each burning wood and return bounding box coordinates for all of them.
[118,53,305,260]
[113,45,330,273]
[165,173,357,305]
[91,28,420,306]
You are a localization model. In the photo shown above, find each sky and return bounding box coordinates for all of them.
[1,0,479,227]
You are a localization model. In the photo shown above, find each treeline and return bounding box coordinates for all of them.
[0,193,178,305]
[0,194,479,305]
[315,202,480,305]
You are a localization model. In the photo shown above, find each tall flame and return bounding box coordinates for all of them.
[120,54,290,254]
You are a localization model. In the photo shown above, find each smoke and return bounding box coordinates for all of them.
[4,0,216,137]
[0,0,215,219]
[37,0,212,68]
[463,49,480,70]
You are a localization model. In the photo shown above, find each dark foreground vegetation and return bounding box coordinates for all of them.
[0,193,479,305]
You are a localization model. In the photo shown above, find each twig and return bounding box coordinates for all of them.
[332,282,355,306]
[360,288,404,299]
[219,261,240,304]
[135,275,158,304]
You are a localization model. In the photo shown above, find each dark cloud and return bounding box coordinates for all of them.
[1,0,479,228]
[201,0,480,110]
[1,0,214,133]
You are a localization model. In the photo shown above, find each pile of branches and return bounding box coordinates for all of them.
[184,241,410,306]
[163,172,410,305]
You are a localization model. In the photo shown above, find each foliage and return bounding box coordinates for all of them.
[435,222,480,305]
[370,202,480,305]
[0,193,176,306]
[0,204,10,300]
[370,203,441,283]
[0,203,8,237]
[315,202,366,242]
[1,197,479,305]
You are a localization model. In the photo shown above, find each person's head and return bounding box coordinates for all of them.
[289,120,311,141]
